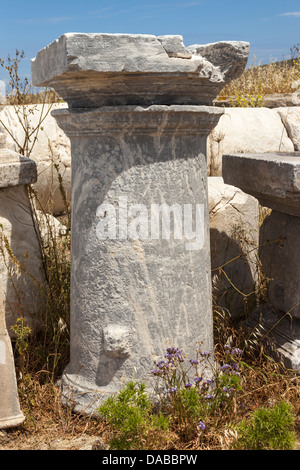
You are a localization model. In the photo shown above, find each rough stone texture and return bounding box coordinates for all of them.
[0,142,46,333]
[276,107,300,151]
[222,152,300,217]
[31,33,249,107]
[0,184,47,334]
[32,32,248,412]
[208,177,259,317]
[0,280,25,429]
[186,41,249,82]
[52,104,223,413]
[0,104,70,215]
[2,104,300,210]
[207,108,294,176]
[246,304,300,373]
[0,140,44,429]
[259,210,300,318]
[222,151,300,372]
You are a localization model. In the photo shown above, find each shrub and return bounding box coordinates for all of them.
[234,401,296,450]
[98,381,169,450]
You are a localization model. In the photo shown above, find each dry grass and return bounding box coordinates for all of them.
[219,50,300,102]
[1,308,299,451]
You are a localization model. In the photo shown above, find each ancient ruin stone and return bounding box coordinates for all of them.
[31,33,249,108]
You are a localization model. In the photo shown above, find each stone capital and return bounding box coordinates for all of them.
[52,105,224,138]
[31,33,249,108]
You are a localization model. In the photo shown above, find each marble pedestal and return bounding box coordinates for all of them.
[52,105,223,411]
[0,135,37,428]
[223,152,300,372]
[32,33,249,412]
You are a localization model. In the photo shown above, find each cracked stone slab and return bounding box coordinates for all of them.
[222,152,300,217]
[31,33,249,107]
[0,148,37,188]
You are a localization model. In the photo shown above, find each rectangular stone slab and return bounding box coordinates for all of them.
[0,149,37,188]
[31,33,249,107]
[222,152,300,217]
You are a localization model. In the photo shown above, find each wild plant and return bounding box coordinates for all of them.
[0,50,59,158]
[0,50,70,383]
[150,344,244,440]
[98,381,170,450]
[234,400,296,450]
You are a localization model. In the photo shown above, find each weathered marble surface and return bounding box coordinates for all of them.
[32,32,247,412]
[208,176,259,317]
[31,34,249,107]
[222,152,300,217]
[54,105,223,411]
[207,109,294,176]
[223,151,300,372]
[0,279,25,429]
[259,210,300,318]
[0,148,37,188]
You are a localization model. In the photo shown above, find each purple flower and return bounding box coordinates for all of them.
[198,421,205,431]
[231,348,243,356]
[204,394,214,399]
[200,351,212,358]
[168,387,177,394]
[150,369,161,375]
[189,359,199,365]
[185,382,193,388]
[194,376,202,384]
[220,364,232,371]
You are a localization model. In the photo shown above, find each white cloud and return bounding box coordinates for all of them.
[14,16,74,24]
[279,12,300,17]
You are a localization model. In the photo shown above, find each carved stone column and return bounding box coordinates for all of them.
[0,134,38,428]
[32,33,249,412]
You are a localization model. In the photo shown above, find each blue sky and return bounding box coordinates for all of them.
[1,0,300,85]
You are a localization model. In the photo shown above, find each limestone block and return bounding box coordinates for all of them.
[35,210,67,242]
[276,107,300,151]
[0,185,46,334]
[259,210,300,318]
[0,104,71,215]
[207,108,294,176]
[222,152,300,217]
[0,148,37,188]
[246,304,300,373]
[0,280,25,429]
[31,33,249,107]
[208,177,259,316]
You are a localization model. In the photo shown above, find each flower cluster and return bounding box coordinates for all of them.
[150,344,244,438]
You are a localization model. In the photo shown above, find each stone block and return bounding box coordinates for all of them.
[0,144,46,333]
[207,108,294,176]
[208,177,259,317]
[222,152,300,217]
[0,104,71,215]
[276,107,300,151]
[259,210,300,318]
[31,33,249,107]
